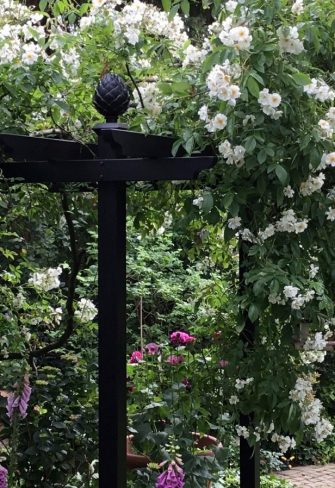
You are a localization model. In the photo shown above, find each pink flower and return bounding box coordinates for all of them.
[145,343,160,355]
[130,351,143,363]
[156,461,185,488]
[6,377,32,421]
[167,355,184,365]
[0,465,8,488]
[218,360,229,368]
[170,331,195,345]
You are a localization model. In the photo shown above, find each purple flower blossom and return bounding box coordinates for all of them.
[170,331,195,345]
[145,342,160,355]
[156,461,185,488]
[181,378,192,390]
[0,465,8,488]
[6,377,32,421]
[167,355,184,365]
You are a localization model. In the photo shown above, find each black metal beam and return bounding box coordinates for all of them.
[0,157,215,182]
[98,181,126,488]
[0,133,96,161]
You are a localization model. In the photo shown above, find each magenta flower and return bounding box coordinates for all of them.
[6,377,32,421]
[0,465,8,488]
[156,461,185,488]
[167,355,184,365]
[170,331,195,345]
[145,342,160,355]
[218,360,229,368]
[181,378,191,390]
[130,351,143,363]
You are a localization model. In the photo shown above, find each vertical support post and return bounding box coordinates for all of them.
[98,180,126,488]
[239,240,260,488]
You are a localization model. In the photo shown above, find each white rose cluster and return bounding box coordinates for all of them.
[192,196,204,208]
[271,433,296,454]
[319,152,335,169]
[291,0,304,15]
[301,331,331,364]
[28,267,62,292]
[235,377,254,390]
[225,0,238,13]
[258,209,309,241]
[83,0,188,52]
[304,79,335,102]
[289,377,334,442]
[325,207,335,221]
[300,172,325,196]
[283,185,295,198]
[0,9,45,66]
[309,264,319,279]
[74,298,98,323]
[49,306,63,326]
[182,43,208,67]
[276,209,308,234]
[218,140,246,167]
[219,23,252,51]
[240,228,257,243]
[198,105,228,132]
[228,216,242,230]
[283,285,315,310]
[229,395,239,405]
[318,108,335,139]
[258,88,283,119]
[206,61,241,105]
[236,425,249,438]
[133,82,162,116]
[277,26,304,55]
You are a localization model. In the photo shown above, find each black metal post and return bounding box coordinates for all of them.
[96,120,127,488]
[98,180,126,488]
[239,240,260,488]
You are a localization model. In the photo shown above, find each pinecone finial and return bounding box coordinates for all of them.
[93,73,130,123]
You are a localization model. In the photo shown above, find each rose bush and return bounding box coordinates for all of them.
[0,0,335,485]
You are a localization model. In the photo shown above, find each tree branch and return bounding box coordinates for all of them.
[0,192,84,361]
[126,63,145,109]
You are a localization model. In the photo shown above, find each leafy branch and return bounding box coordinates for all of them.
[0,192,85,362]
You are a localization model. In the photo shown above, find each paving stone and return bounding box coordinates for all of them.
[276,463,335,488]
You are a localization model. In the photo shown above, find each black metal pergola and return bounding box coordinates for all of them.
[0,74,259,488]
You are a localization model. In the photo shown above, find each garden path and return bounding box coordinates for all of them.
[276,463,335,487]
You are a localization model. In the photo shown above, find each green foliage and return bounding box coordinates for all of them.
[216,469,294,488]
[0,0,335,485]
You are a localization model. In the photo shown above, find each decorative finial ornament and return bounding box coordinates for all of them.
[93,73,130,123]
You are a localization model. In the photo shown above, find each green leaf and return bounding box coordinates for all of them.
[257,149,267,164]
[171,81,191,95]
[180,0,190,15]
[39,0,48,10]
[244,136,257,154]
[184,136,194,155]
[247,76,260,98]
[158,82,172,95]
[171,139,182,157]
[224,226,236,242]
[222,193,234,209]
[291,72,312,86]
[275,165,288,185]
[202,192,214,214]
[161,0,171,11]
[248,304,259,323]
